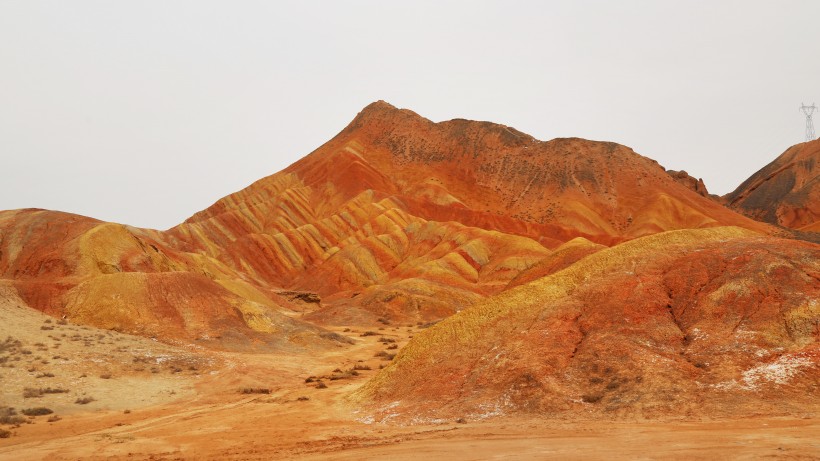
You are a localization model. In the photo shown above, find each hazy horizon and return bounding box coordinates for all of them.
[2,1,818,229]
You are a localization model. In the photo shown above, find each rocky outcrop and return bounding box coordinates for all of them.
[666,169,712,198]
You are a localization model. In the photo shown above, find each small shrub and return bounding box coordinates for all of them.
[21,407,53,416]
[378,337,396,343]
[374,351,396,361]
[123,409,131,414]
[74,397,95,405]
[44,388,68,395]
[315,381,328,389]
[23,388,42,398]
[296,396,309,401]
[0,407,25,425]
[581,393,603,404]
[40,326,54,331]
[360,331,379,337]
[239,388,271,395]
[57,319,68,325]
[0,429,10,438]
[99,373,112,379]
[387,344,398,350]
[353,364,371,371]
[36,372,55,378]
[47,415,61,423]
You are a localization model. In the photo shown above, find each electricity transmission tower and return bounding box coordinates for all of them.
[801,102,817,141]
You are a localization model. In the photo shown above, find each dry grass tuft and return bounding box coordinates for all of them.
[23,387,69,398]
[239,388,271,394]
[21,407,53,416]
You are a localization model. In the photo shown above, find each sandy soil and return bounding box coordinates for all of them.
[1,297,818,460]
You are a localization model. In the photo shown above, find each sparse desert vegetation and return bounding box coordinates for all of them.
[23,387,69,398]
[0,296,219,444]
[21,407,53,416]
[239,388,271,395]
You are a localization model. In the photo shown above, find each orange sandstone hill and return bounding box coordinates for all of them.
[724,138,820,232]
[353,227,820,421]
[0,101,800,344]
[0,209,348,350]
[161,101,775,324]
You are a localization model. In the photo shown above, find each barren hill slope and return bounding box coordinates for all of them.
[724,138,820,232]
[186,101,769,243]
[0,209,347,350]
[163,101,774,323]
[354,227,820,421]
[0,101,788,337]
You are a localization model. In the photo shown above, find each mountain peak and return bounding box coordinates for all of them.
[346,100,428,129]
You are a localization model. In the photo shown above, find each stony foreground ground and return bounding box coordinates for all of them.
[1,298,818,461]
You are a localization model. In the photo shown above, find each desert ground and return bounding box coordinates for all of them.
[2,295,818,461]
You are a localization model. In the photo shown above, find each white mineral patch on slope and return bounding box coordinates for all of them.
[704,354,814,391]
[741,355,814,390]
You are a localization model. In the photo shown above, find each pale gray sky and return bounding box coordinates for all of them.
[1,1,818,230]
